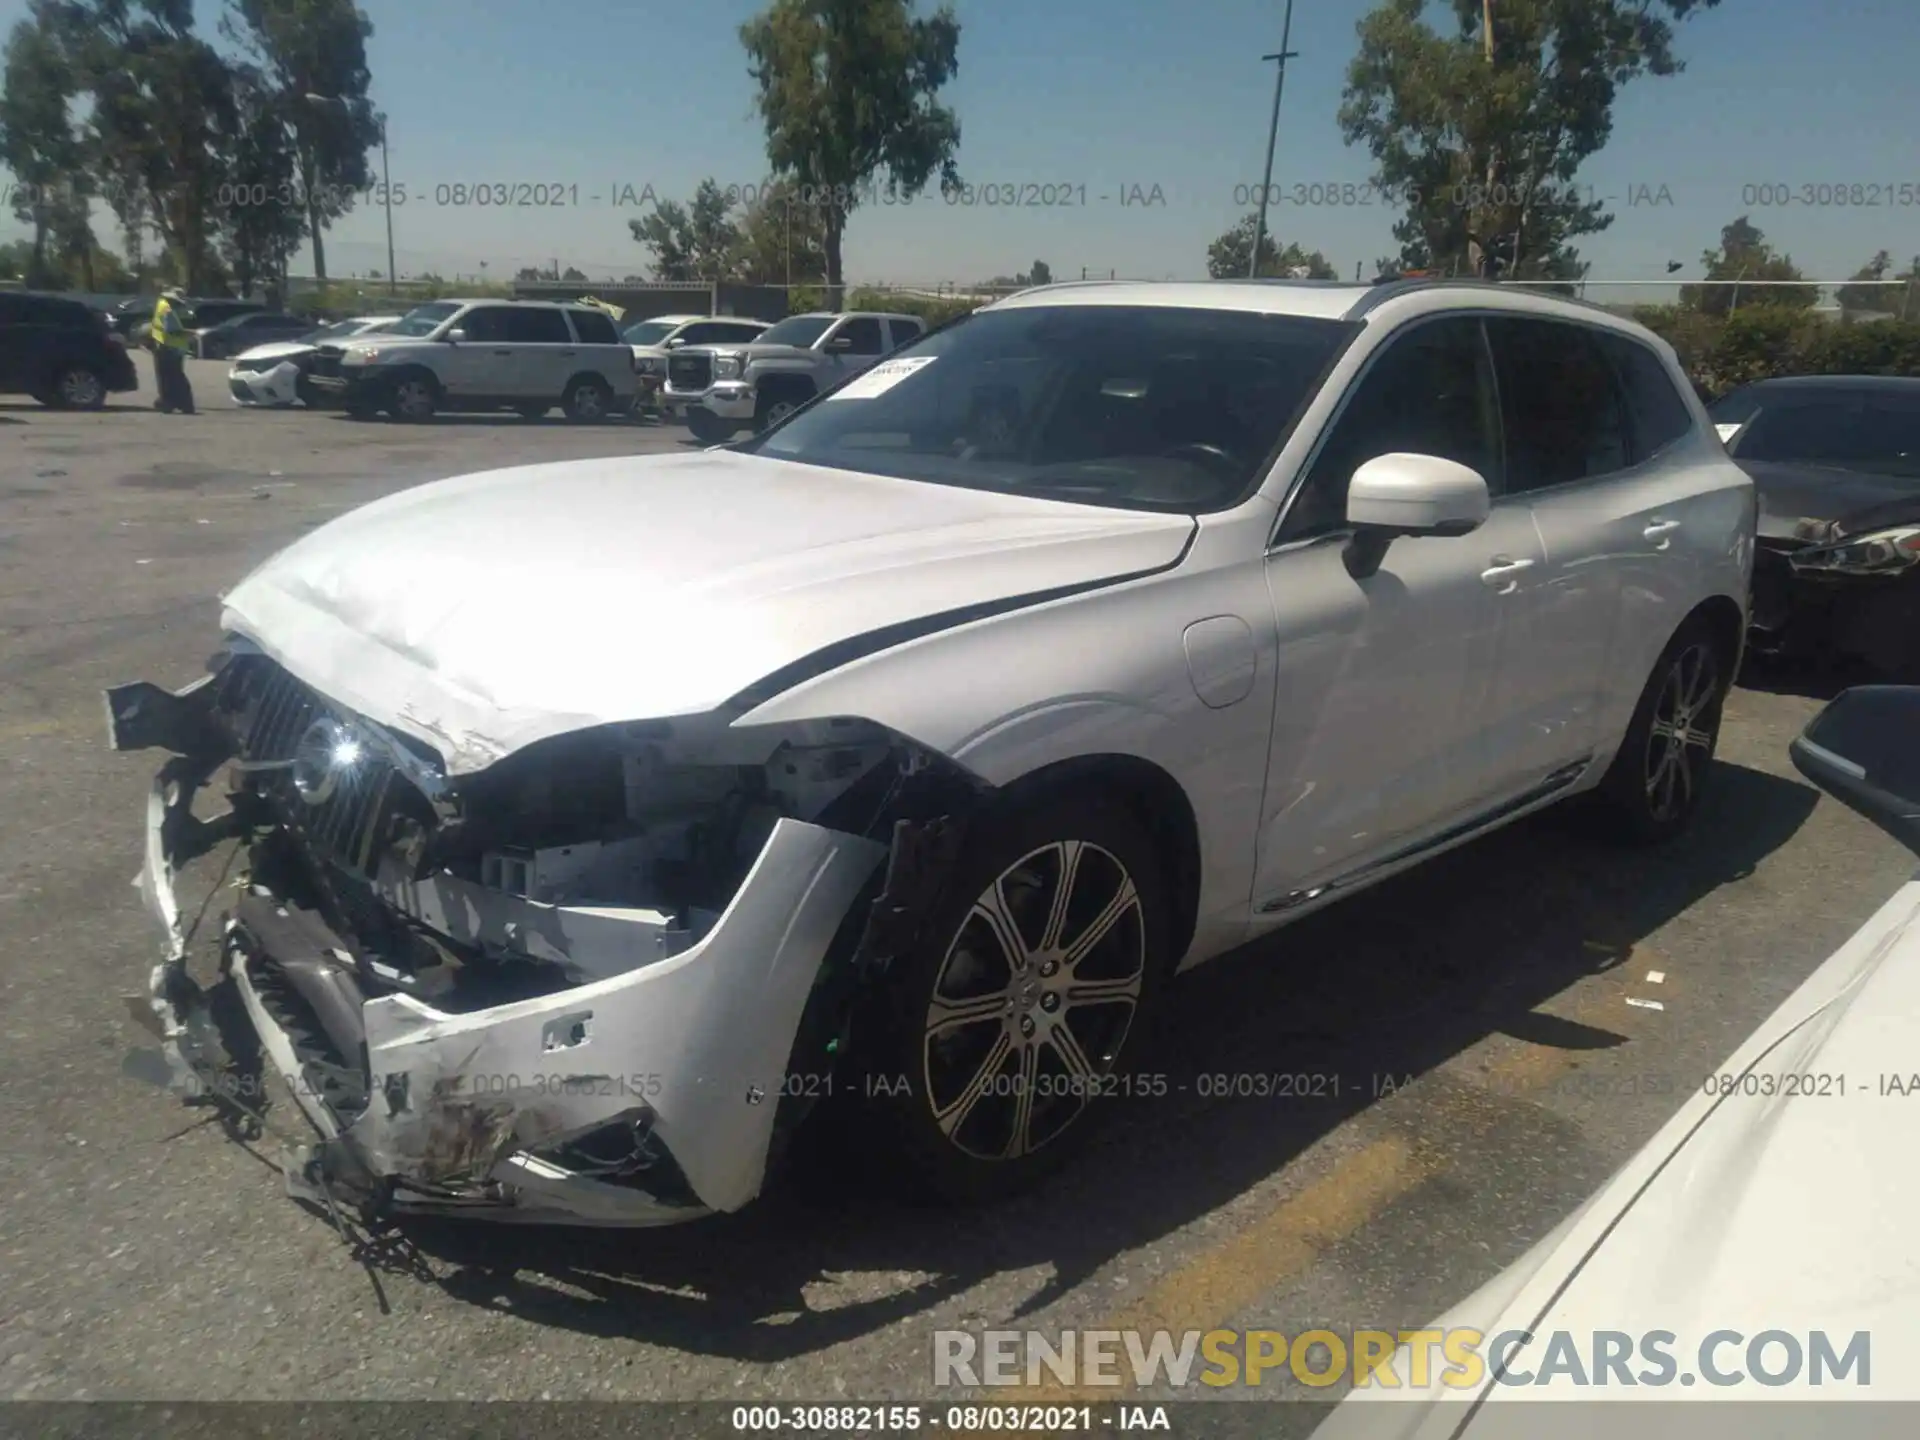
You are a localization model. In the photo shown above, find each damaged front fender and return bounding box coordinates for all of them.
[109,668,888,1225]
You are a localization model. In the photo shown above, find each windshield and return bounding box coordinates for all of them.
[308,320,369,342]
[1715,389,1920,476]
[385,301,461,338]
[622,319,681,346]
[756,314,834,348]
[747,305,1356,513]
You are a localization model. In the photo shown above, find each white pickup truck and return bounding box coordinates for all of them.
[661,310,927,442]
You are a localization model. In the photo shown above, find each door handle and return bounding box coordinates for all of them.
[1480,556,1535,593]
[492,349,513,356]
[560,350,576,357]
[1644,518,1681,549]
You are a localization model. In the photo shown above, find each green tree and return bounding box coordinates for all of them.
[629,177,743,281]
[1682,217,1817,315]
[1340,0,1718,279]
[219,66,308,296]
[1206,213,1336,279]
[739,0,962,291]
[73,0,243,293]
[0,3,86,286]
[731,178,830,286]
[1028,258,1052,286]
[225,0,379,283]
[1835,249,1895,319]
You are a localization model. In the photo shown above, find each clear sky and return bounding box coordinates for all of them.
[3,0,1917,289]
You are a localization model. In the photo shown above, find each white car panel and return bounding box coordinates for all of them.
[1315,874,1920,1436]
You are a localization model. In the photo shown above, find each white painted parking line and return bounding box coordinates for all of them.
[1646,970,1666,984]
[1624,997,1666,1011]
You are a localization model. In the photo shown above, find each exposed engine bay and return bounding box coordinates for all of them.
[109,641,982,1228]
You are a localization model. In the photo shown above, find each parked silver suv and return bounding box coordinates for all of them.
[306,298,638,422]
[664,310,927,441]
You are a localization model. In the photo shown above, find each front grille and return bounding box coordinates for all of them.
[234,661,395,875]
[309,348,344,379]
[667,352,711,391]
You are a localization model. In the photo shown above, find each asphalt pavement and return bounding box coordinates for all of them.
[1,370,1913,1417]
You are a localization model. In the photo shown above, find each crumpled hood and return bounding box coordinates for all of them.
[221,450,1193,772]
[1747,460,1920,542]
[232,339,315,364]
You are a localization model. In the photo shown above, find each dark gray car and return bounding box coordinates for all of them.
[1713,375,1920,675]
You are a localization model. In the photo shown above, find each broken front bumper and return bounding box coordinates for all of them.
[107,672,884,1226]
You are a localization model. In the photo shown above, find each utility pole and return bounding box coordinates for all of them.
[1248,0,1299,280]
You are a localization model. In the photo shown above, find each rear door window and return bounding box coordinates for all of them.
[501,308,573,343]
[1486,317,1632,491]
[1597,333,1694,461]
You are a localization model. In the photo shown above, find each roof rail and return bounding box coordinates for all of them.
[993,278,1137,304]
[1345,276,1623,321]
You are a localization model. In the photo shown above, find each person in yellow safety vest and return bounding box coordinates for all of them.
[149,287,197,415]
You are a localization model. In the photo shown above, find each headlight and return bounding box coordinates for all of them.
[713,353,742,379]
[1789,526,1920,576]
[344,348,375,365]
[635,356,657,374]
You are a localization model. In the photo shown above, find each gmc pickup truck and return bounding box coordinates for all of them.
[662,310,926,442]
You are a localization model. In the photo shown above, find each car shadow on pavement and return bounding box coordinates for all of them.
[1739,652,1887,703]
[390,759,1818,1360]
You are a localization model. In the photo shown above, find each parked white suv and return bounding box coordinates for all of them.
[110,279,1753,1228]
[305,298,638,422]
[663,309,927,441]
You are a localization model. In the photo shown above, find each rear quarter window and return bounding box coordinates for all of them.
[1598,333,1694,461]
[568,309,621,344]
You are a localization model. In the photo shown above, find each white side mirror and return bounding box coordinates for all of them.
[1346,452,1490,537]
[1343,453,1491,579]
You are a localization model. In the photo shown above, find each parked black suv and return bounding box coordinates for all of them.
[0,290,140,408]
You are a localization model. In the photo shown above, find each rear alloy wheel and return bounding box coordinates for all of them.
[562,377,613,422]
[873,798,1167,1203]
[1593,619,1728,843]
[52,365,107,410]
[387,375,438,422]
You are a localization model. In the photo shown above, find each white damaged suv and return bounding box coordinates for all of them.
[109,279,1753,1227]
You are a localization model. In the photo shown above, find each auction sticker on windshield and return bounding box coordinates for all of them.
[829,355,937,400]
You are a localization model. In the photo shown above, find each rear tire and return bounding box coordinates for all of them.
[43,364,107,410]
[863,794,1169,1205]
[1590,617,1731,844]
[562,376,613,422]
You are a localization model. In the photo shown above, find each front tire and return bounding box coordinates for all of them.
[385,373,439,422]
[1591,617,1730,843]
[867,795,1169,1204]
[685,407,733,444]
[754,388,805,431]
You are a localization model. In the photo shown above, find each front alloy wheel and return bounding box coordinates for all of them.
[874,797,1168,1202]
[926,841,1146,1162]
[388,376,437,422]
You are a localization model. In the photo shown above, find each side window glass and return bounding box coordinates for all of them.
[502,308,572,343]
[460,308,510,342]
[568,309,620,344]
[1282,318,1499,541]
[1488,317,1631,490]
[1599,333,1693,461]
[834,317,885,354]
[724,323,767,342]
